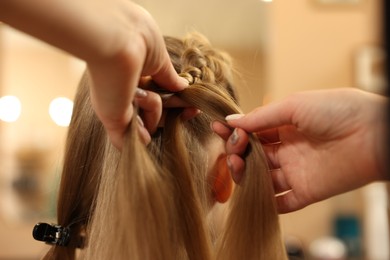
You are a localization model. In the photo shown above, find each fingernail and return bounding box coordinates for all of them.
[178,77,190,88]
[136,115,144,127]
[227,155,242,184]
[226,155,233,174]
[225,114,244,121]
[230,128,239,145]
[135,88,147,98]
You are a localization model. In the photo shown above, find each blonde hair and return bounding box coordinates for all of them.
[43,33,287,260]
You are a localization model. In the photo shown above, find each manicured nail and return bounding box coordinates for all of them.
[226,155,234,174]
[135,88,147,98]
[227,155,242,184]
[225,114,244,121]
[230,128,239,145]
[136,115,144,127]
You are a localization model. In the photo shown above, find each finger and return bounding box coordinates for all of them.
[88,67,138,149]
[107,115,151,149]
[227,154,245,184]
[211,121,232,140]
[136,116,152,145]
[276,190,306,214]
[225,97,298,132]
[135,88,162,134]
[226,128,249,156]
[102,102,135,150]
[157,110,166,128]
[139,16,188,92]
[257,128,281,145]
[270,169,291,194]
[162,95,192,108]
[157,108,200,128]
[149,51,189,91]
[138,78,192,110]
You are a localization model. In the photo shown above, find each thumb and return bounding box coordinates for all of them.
[151,52,188,92]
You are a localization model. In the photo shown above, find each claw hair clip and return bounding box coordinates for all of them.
[32,222,71,246]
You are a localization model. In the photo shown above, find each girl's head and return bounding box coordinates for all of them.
[42,33,286,260]
[149,34,239,208]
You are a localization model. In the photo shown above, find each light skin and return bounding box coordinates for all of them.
[0,0,188,147]
[212,88,389,213]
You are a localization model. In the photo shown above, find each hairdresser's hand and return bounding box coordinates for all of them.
[212,88,388,213]
[84,1,188,148]
[0,0,188,148]
[133,87,166,145]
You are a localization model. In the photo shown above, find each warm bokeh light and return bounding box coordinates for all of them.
[0,95,22,122]
[49,97,73,127]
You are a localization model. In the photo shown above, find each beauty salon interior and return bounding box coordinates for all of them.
[0,0,388,259]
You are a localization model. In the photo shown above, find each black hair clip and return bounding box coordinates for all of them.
[32,222,71,246]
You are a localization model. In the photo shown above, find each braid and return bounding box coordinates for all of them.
[182,34,232,85]
[165,33,237,102]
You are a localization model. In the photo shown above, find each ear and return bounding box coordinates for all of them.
[211,154,234,203]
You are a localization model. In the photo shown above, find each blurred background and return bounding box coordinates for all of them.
[0,0,388,259]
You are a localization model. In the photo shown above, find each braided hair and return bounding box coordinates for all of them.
[43,33,287,260]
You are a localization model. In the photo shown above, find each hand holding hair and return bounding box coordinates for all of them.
[0,0,188,148]
[212,88,389,213]
[38,34,288,259]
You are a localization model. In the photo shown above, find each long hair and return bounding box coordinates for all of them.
[43,33,287,260]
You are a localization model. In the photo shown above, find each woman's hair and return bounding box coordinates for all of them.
[43,33,287,260]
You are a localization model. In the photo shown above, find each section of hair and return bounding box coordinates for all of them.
[43,74,107,259]
[45,33,287,260]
